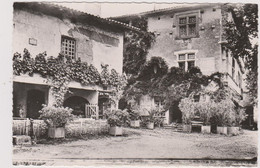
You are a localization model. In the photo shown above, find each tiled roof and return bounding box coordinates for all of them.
[14,2,140,32]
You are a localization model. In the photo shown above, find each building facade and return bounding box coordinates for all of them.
[12,2,138,119]
[113,4,250,125]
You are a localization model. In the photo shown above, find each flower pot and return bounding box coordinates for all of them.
[48,127,65,138]
[109,126,123,136]
[227,126,240,136]
[217,126,227,135]
[130,120,140,128]
[183,124,192,133]
[201,125,211,134]
[146,122,154,130]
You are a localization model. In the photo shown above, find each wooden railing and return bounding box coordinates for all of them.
[85,104,99,119]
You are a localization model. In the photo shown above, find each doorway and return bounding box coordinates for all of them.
[27,90,45,119]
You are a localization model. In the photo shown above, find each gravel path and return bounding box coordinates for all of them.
[13,128,257,160]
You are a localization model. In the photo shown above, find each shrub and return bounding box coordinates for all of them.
[128,106,141,121]
[39,105,74,127]
[104,109,129,127]
[196,101,216,126]
[227,107,246,127]
[212,100,236,126]
[179,98,196,124]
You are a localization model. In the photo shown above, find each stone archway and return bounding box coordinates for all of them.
[27,89,45,119]
[64,96,89,117]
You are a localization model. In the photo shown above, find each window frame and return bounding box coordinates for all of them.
[61,35,77,60]
[176,12,199,39]
[177,53,196,71]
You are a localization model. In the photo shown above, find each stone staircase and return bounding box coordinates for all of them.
[163,123,183,132]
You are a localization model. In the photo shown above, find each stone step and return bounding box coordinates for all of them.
[13,135,31,145]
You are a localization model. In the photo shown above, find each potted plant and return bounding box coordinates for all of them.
[104,109,129,136]
[179,98,196,133]
[214,100,235,135]
[39,105,74,138]
[144,108,160,130]
[129,107,141,128]
[227,107,246,135]
[197,101,214,134]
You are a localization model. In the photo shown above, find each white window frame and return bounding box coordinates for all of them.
[174,50,198,71]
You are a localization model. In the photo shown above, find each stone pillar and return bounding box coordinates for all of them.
[47,88,56,106]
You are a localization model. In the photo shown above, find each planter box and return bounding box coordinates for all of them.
[130,120,140,128]
[48,127,65,138]
[201,125,211,134]
[227,127,240,136]
[217,126,227,135]
[146,122,154,130]
[183,124,192,133]
[109,126,123,136]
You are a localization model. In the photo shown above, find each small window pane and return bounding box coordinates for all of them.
[179,62,185,71]
[179,17,187,24]
[180,25,187,36]
[188,61,195,70]
[188,24,196,35]
[188,16,196,23]
[179,54,185,60]
[188,53,195,59]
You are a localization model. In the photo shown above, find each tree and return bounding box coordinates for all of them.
[224,4,258,103]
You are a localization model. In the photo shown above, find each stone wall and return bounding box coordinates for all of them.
[13,9,123,74]
[65,119,109,137]
[146,5,223,75]
[13,118,109,138]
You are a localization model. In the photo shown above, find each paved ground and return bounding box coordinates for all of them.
[13,128,257,166]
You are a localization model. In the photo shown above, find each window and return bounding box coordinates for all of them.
[177,14,198,38]
[178,53,196,71]
[61,36,76,59]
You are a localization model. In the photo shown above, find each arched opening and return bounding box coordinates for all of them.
[27,89,45,119]
[64,96,89,117]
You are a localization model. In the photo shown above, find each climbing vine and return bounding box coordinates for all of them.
[123,56,234,110]
[13,49,125,107]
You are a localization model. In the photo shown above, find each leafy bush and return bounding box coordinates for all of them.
[104,109,129,127]
[212,100,236,126]
[127,105,141,121]
[196,101,216,126]
[227,107,246,127]
[179,98,196,124]
[142,107,164,125]
[39,105,74,127]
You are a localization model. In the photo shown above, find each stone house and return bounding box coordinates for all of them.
[113,4,254,125]
[12,2,139,120]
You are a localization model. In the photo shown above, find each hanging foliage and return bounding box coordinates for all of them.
[13,49,125,107]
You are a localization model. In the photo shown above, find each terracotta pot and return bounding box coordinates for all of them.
[183,124,192,133]
[109,126,123,136]
[48,127,65,138]
[227,126,240,136]
[201,125,211,134]
[217,126,227,135]
[146,122,154,130]
[130,120,140,128]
